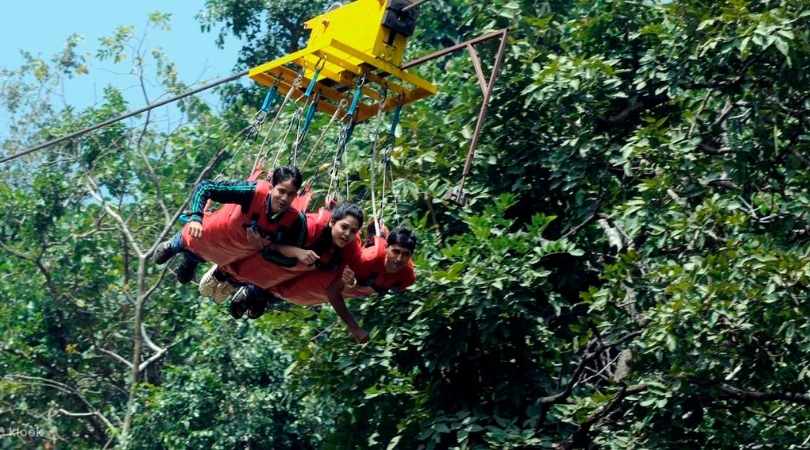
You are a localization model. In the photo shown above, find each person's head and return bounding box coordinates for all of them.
[384,227,416,273]
[329,203,363,248]
[269,166,303,213]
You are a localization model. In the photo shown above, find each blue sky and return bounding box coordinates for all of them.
[0,1,246,138]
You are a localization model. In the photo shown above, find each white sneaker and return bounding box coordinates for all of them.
[199,265,236,304]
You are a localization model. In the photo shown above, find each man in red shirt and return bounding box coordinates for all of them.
[265,226,417,308]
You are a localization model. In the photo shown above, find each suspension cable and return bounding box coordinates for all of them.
[326,74,365,203]
[1,70,249,164]
[254,74,303,171]
[368,89,389,236]
[381,102,403,223]
[302,99,349,170]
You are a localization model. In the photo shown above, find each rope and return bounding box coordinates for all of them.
[273,96,307,168]
[326,122,353,204]
[260,87,278,113]
[381,103,403,221]
[292,99,319,165]
[326,74,365,203]
[288,62,324,166]
[269,82,311,170]
[368,89,389,236]
[302,99,349,170]
[402,0,431,11]
[254,74,303,171]
[219,107,272,175]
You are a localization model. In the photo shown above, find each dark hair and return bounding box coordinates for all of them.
[271,166,303,189]
[387,227,416,253]
[332,203,364,228]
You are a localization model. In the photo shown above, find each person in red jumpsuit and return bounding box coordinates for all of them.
[271,226,417,305]
[217,202,368,342]
[226,226,416,344]
[152,166,306,283]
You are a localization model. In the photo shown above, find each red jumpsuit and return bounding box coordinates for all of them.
[219,207,362,290]
[271,236,416,305]
[180,179,304,266]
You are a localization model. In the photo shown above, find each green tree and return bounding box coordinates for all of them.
[2,1,809,449]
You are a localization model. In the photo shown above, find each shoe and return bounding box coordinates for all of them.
[246,297,269,319]
[199,265,236,304]
[229,287,251,319]
[153,240,176,265]
[176,255,199,284]
[246,291,283,319]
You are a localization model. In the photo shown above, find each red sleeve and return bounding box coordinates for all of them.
[292,185,313,212]
[360,237,386,263]
[400,265,416,290]
[304,208,332,247]
[354,237,386,281]
[247,167,264,181]
[343,238,363,272]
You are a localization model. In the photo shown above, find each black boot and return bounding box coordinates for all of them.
[153,240,177,265]
[246,295,270,319]
[247,286,282,319]
[176,254,199,284]
[229,286,253,319]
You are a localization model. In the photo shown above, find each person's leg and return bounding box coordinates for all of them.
[228,285,257,319]
[246,288,283,319]
[199,265,237,303]
[176,251,202,284]
[229,285,281,319]
[153,232,184,264]
[213,267,230,282]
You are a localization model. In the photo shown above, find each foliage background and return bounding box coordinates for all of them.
[1,0,809,448]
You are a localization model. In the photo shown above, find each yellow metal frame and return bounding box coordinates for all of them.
[248,0,437,123]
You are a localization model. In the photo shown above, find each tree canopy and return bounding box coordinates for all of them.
[1,0,809,449]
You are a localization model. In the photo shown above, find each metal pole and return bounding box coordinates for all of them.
[402,0,431,12]
[401,29,506,70]
[456,30,508,201]
[1,70,249,164]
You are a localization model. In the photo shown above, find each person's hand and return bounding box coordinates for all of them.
[246,227,271,247]
[188,221,203,239]
[296,249,320,266]
[350,327,369,344]
[341,267,357,287]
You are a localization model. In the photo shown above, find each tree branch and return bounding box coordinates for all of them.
[98,348,133,369]
[6,375,118,433]
[718,384,810,405]
[554,383,648,450]
[84,175,144,257]
[56,408,116,434]
[562,197,603,239]
[539,331,642,405]
[140,322,163,354]
[141,263,170,306]
[134,52,172,224]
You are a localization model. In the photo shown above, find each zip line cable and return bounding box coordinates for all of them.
[1,70,249,165]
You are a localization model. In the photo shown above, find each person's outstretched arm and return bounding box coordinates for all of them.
[326,270,368,344]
